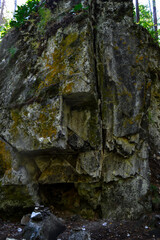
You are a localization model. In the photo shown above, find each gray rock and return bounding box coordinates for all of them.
[23,213,66,240]
[31,212,42,221]
[6,238,17,240]
[21,214,31,226]
[69,231,91,240]
[155,215,160,221]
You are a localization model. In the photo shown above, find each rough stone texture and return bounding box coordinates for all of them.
[23,209,66,240]
[68,231,91,240]
[0,0,160,219]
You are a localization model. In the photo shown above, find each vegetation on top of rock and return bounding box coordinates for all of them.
[0,1,159,44]
[71,3,89,13]
[134,4,160,44]
[10,0,40,28]
[37,6,52,33]
[0,0,40,39]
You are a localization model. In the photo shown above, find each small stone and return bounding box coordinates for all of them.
[6,238,17,240]
[21,214,31,226]
[155,215,160,220]
[69,231,91,240]
[23,212,66,240]
[102,222,107,226]
[82,225,86,231]
[17,228,22,232]
[145,226,149,229]
[31,211,43,221]
[127,233,130,237]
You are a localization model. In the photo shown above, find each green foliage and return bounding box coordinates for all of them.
[0,0,51,40]
[0,20,10,39]
[150,184,160,209]
[134,5,160,44]
[148,111,155,124]
[10,0,40,28]
[139,5,160,41]
[73,3,83,12]
[8,47,17,57]
[37,7,52,32]
[72,3,89,13]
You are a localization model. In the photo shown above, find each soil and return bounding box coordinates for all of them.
[1,211,160,240]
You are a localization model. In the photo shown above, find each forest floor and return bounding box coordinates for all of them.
[0,156,160,240]
[0,211,160,240]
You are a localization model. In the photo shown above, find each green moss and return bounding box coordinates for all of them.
[88,109,101,148]
[37,32,82,93]
[0,141,12,177]
[0,185,34,210]
[10,109,22,139]
[135,55,144,63]
[8,47,17,57]
[31,41,40,50]
[150,184,160,210]
[36,104,57,138]
[80,208,96,219]
[10,102,58,145]
[37,7,52,33]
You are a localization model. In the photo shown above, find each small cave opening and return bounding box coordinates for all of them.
[38,183,102,218]
[38,183,80,214]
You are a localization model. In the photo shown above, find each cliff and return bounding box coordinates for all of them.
[0,0,160,220]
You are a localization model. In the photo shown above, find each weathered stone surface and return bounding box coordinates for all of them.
[23,209,66,240]
[101,175,151,220]
[21,214,31,226]
[68,230,91,240]
[0,0,160,219]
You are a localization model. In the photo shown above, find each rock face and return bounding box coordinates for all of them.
[0,0,160,220]
[23,207,66,240]
[68,231,91,240]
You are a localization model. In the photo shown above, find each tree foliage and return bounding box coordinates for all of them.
[0,1,159,44]
[10,0,39,28]
[0,0,40,39]
[134,4,160,43]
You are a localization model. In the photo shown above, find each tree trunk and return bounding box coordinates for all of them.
[14,0,17,15]
[135,0,139,23]
[148,0,152,14]
[0,0,5,26]
[152,0,158,40]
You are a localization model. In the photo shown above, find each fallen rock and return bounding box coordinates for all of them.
[21,214,31,226]
[68,230,91,240]
[155,215,160,221]
[23,210,66,240]
[6,239,26,240]
[31,212,43,221]
[6,238,17,240]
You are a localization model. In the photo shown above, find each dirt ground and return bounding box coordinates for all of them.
[1,212,160,240]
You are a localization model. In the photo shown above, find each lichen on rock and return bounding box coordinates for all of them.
[0,0,160,220]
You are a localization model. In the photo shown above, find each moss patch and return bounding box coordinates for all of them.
[37,31,85,95]
[0,141,12,177]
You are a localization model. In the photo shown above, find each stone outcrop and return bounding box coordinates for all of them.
[0,0,160,219]
[22,207,66,240]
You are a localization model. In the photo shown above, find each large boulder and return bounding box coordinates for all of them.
[0,0,160,219]
[23,208,66,240]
